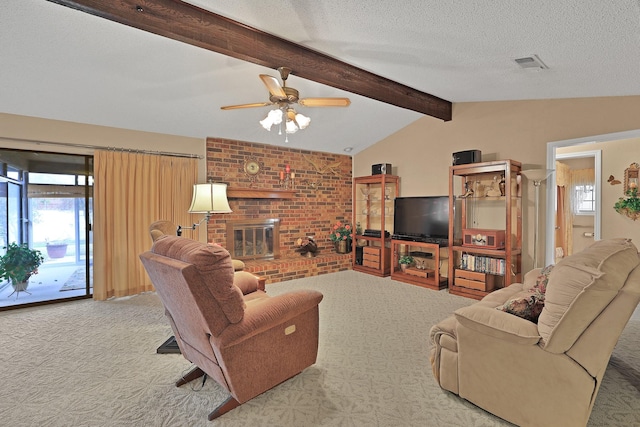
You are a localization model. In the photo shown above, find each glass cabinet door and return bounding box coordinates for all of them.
[354,179,396,235]
[352,174,399,278]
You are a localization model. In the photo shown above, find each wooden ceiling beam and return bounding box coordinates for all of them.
[47,0,452,121]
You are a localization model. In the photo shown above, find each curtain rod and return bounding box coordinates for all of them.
[0,136,204,159]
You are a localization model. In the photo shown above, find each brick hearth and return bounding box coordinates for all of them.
[243,252,352,284]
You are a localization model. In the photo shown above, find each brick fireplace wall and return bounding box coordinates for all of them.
[204,137,353,282]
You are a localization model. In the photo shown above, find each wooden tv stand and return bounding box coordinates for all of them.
[391,239,447,290]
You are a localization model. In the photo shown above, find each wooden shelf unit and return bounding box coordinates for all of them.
[391,240,447,290]
[447,159,522,299]
[352,174,399,277]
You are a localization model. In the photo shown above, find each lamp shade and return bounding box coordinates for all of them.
[285,119,299,134]
[188,183,232,213]
[521,169,554,182]
[259,108,283,131]
[295,113,311,129]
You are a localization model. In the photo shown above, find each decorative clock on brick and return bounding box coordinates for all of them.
[243,157,262,185]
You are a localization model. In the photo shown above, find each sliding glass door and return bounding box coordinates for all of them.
[0,182,22,250]
[0,149,93,310]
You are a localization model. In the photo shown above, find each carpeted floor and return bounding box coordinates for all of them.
[0,270,638,426]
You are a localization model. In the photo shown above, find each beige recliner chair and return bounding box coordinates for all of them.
[430,238,640,427]
[140,235,323,420]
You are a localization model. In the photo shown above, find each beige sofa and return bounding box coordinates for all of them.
[430,238,640,427]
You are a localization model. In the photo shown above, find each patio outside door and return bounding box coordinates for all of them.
[0,149,93,309]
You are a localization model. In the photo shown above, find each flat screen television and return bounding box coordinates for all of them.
[392,196,450,243]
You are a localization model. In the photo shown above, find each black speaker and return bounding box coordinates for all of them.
[452,150,481,165]
[355,246,363,265]
[372,163,392,175]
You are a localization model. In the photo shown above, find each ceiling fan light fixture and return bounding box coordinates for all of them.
[259,108,283,131]
[259,117,273,131]
[295,113,310,129]
[228,67,349,139]
[285,119,299,134]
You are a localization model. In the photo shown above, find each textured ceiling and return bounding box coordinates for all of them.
[2,0,640,154]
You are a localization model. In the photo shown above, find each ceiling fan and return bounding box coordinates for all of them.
[220,67,351,138]
[220,66,351,111]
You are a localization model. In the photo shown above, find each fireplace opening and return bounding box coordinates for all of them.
[226,219,280,260]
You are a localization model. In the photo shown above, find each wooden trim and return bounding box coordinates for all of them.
[47,0,452,121]
[226,188,296,199]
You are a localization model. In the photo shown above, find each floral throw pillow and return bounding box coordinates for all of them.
[532,264,554,294]
[498,289,546,323]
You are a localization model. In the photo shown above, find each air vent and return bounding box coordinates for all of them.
[514,54,548,70]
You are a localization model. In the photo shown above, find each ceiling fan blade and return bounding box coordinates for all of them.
[259,74,286,99]
[299,97,351,107]
[220,102,273,110]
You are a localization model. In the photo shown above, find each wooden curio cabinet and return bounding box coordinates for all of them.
[352,174,399,277]
[448,160,522,299]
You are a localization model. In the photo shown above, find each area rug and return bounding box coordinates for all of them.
[59,266,93,291]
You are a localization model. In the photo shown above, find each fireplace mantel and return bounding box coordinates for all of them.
[227,188,296,199]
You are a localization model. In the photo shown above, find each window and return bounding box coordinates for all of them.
[574,184,595,215]
[28,173,76,185]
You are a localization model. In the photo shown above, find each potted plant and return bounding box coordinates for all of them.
[46,240,68,259]
[0,242,45,293]
[329,221,353,253]
[614,187,640,220]
[399,255,414,272]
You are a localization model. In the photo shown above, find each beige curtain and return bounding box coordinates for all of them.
[93,150,197,300]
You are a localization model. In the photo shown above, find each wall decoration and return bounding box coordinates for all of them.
[607,175,621,185]
[243,156,262,186]
[304,154,342,175]
[278,164,295,189]
[302,180,320,189]
[614,163,640,220]
[623,162,639,194]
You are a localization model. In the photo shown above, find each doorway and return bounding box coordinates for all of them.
[545,129,640,265]
[554,151,599,261]
[0,149,93,309]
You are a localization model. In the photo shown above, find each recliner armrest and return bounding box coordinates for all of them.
[430,315,457,348]
[232,259,245,271]
[233,271,262,295]
[454,305,541,345]
[218,290,324,346]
